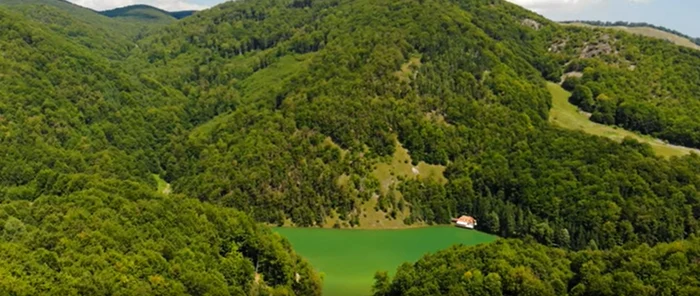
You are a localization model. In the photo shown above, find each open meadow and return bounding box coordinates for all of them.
[547,82,699,158]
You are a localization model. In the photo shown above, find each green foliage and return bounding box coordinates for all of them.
[3,0,700,292]
[375,238,700,296]
[134,0,557,228]
[3,0,691,251]
[101,5,177,24]
[0,0,163,45]
[551,24,700,148]
[0,175,321,295]
[570,85,594,112]
[563,20,700,46]
[0,4,320,294]
[169,11,195,19]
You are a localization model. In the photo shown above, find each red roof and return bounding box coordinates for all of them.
[457,216,476,223]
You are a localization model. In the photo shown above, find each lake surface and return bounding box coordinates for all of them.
[275,226,496,296]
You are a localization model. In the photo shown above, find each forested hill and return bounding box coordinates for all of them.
[170,10,196,19]
[0,4,320,295]
[0,0,177,43]
[374,237,700,295]
[562,20,700,47]
[2,0,700,294]
[100,5,187,24]
[555,26,700,148]
[134,0,700,250]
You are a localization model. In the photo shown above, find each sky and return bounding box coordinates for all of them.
[68,0,699,37]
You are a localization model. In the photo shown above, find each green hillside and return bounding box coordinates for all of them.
[0,0,175,43]
[131,0,700,250]
[0,0,95,13]
[563,21,700,50]
[553,24,700,149]
[547,82,699,158]
[1,0,700,294]
[0,4,320,295]
[170,10,195,19]
[375,237,700,295]
[101,5,177,24]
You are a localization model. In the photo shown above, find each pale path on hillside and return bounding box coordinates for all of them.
[547,82,699,158]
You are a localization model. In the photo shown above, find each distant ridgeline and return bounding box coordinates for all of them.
[562,20,700,46]
[169,10,196,19]
[100,4,195,22]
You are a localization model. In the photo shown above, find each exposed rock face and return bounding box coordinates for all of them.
[560,71,583,84]
[521,18,541,30]
[580,42,613,58]
[550,33,618,58]
[549,39,568,53]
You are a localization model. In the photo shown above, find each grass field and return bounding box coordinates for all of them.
[152,174,171,194]
[371,142,446,194]
[359,142,446,228]
[547,82,698,158]
[275,227,496,296]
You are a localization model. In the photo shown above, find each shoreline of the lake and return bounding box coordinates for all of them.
[275,226,497,296]
[270,223,459,231]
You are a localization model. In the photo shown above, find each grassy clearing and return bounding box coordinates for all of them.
[619,27,700,50]
[394,56,421,83]
[357,142,446,228]
[276,226,496,296]
[357,192,421,229]
[371,142,446,194]
[547,82,698,158]
[152,174,171,194]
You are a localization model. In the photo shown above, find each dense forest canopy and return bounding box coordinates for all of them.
[0,0,180,41]
[373,237,700,296]
[100,5,177,24]
[169,10,196,19]
[0,3,320,295]
[100,5,196,23]
[2,0,700,294]
[0,176,321,295]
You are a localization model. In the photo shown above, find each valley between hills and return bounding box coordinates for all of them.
[1,0,700,295]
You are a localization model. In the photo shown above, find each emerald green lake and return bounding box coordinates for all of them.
[275,226,497,296]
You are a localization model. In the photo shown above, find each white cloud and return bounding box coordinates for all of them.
[69,0,209,11]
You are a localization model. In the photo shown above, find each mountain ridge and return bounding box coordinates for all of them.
[100,4,196,22]
[562,20,700,50]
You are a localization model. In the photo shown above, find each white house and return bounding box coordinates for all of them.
[452,215,477,229]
